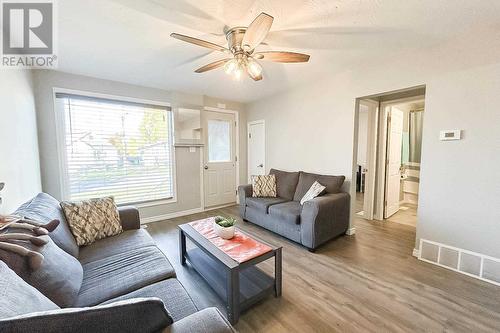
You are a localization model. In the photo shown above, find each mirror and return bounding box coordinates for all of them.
[174,108,202,146]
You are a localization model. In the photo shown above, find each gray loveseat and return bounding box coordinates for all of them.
[239,169,350,251]
[0,193,235,333]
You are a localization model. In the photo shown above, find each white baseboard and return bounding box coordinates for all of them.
[140,207,203,224]
[412,248,420,258]
[203,203,236,212]
[346,227,356,236]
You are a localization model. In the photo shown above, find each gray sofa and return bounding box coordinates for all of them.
[0,193,236,333]
[239,169,350,251]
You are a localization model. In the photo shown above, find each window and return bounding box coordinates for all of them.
[207,119,231,162]
[55,93,175,205]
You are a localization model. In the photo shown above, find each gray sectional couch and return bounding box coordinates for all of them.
[0,193,236,333]
[239,169,350,251]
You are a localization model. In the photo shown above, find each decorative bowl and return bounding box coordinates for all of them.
[213,220,235,239]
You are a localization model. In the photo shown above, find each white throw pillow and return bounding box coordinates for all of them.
[300,181,326,205]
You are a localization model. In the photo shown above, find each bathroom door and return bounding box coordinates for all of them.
[384,107,404,218]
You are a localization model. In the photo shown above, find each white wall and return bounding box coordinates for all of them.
[245,32,500,258]
[32,70,246,220]
[0,71,42,213]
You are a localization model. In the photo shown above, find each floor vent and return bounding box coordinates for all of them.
[418,239,500,286]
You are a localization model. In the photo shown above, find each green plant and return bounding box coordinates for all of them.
[214,216,236,228]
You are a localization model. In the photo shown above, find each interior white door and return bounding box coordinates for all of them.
[247,121,265,181]
[384,107,404,218]
[203,111,236,208]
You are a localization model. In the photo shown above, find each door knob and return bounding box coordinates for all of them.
[257,164,263,168]
[204,165,208,170]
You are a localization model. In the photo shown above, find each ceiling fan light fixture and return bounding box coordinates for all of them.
[171,12,310,82]
[247,58,262,77]
[224,59,238,75]
[233,65,244,80]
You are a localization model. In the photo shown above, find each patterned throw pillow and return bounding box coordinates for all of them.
[60,197,122,246]
[252,175,277,198]
[300,181,326,205]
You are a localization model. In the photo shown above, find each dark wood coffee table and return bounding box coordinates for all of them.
[178,222,282,325]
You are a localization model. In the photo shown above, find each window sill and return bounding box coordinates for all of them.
[119,197,177,208]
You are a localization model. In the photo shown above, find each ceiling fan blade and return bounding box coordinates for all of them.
[242,13,274,51]
[171,33,228,52]
[253,51,310,63]
[194,59,231,73]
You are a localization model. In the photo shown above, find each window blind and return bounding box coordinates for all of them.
[56,93,174,205]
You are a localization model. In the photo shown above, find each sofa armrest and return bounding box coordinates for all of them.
[118,206,141,230]
[300,192,350,249]
[238,185,253,218]
[0,298,172,333]
[163,308,237,333]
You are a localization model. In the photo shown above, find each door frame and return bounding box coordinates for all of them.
[358,100,379,220]
[202,106,240,209]
[375,96,425,220]
[247,120,266,183]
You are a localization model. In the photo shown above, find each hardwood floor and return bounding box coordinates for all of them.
[147,206,500,333]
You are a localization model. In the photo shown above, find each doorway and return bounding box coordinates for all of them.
[202,110,237,208]
[353,86,426,229]
[247,120,265,182]
[381,98,424,227]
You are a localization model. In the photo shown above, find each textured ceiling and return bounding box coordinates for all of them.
[56,0,500,102]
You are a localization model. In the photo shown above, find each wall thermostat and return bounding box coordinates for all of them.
[439,129,462,141]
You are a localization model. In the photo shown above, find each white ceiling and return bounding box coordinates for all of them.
[57,0,500,103]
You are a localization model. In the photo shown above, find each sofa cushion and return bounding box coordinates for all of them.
[165,308,236,333]
[251,175,277,197]
[0,298,172,333]
[0,261,59,319]
[75,245,175,307]
[293,172,345,202]
[101,279,197,322]
[246,197,288,213]
[268,201,302,225]
[300,181,326,205]
[60,197,123,246]
[0,231,83,308]
[78,228,155,265]
[14,193,79,258]
[270,169,300,201]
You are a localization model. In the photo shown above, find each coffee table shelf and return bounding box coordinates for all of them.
[178,222,282,325]
[186,248,275,310]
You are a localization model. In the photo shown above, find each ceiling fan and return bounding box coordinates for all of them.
[171,13,310,81]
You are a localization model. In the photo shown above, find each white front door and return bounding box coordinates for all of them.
[203,111,236,208]
[247,121,265,181]
[384,107,404,218]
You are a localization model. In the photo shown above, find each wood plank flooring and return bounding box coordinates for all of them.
[147,206,500,333]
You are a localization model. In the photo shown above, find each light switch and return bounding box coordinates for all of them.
[439,130,461,141]
[189,147,196,153]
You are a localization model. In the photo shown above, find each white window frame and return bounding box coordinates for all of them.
[52,87,177,207]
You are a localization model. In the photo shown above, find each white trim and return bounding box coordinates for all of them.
[52,87,177,206]
[418,239,500,287]
[140,207,204,224]
[202,107,240,208]
[204,202,236,212]
[346,227,356,236]
[247,120,266,183]
[412,248,420,257]
[52,87,171,108]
